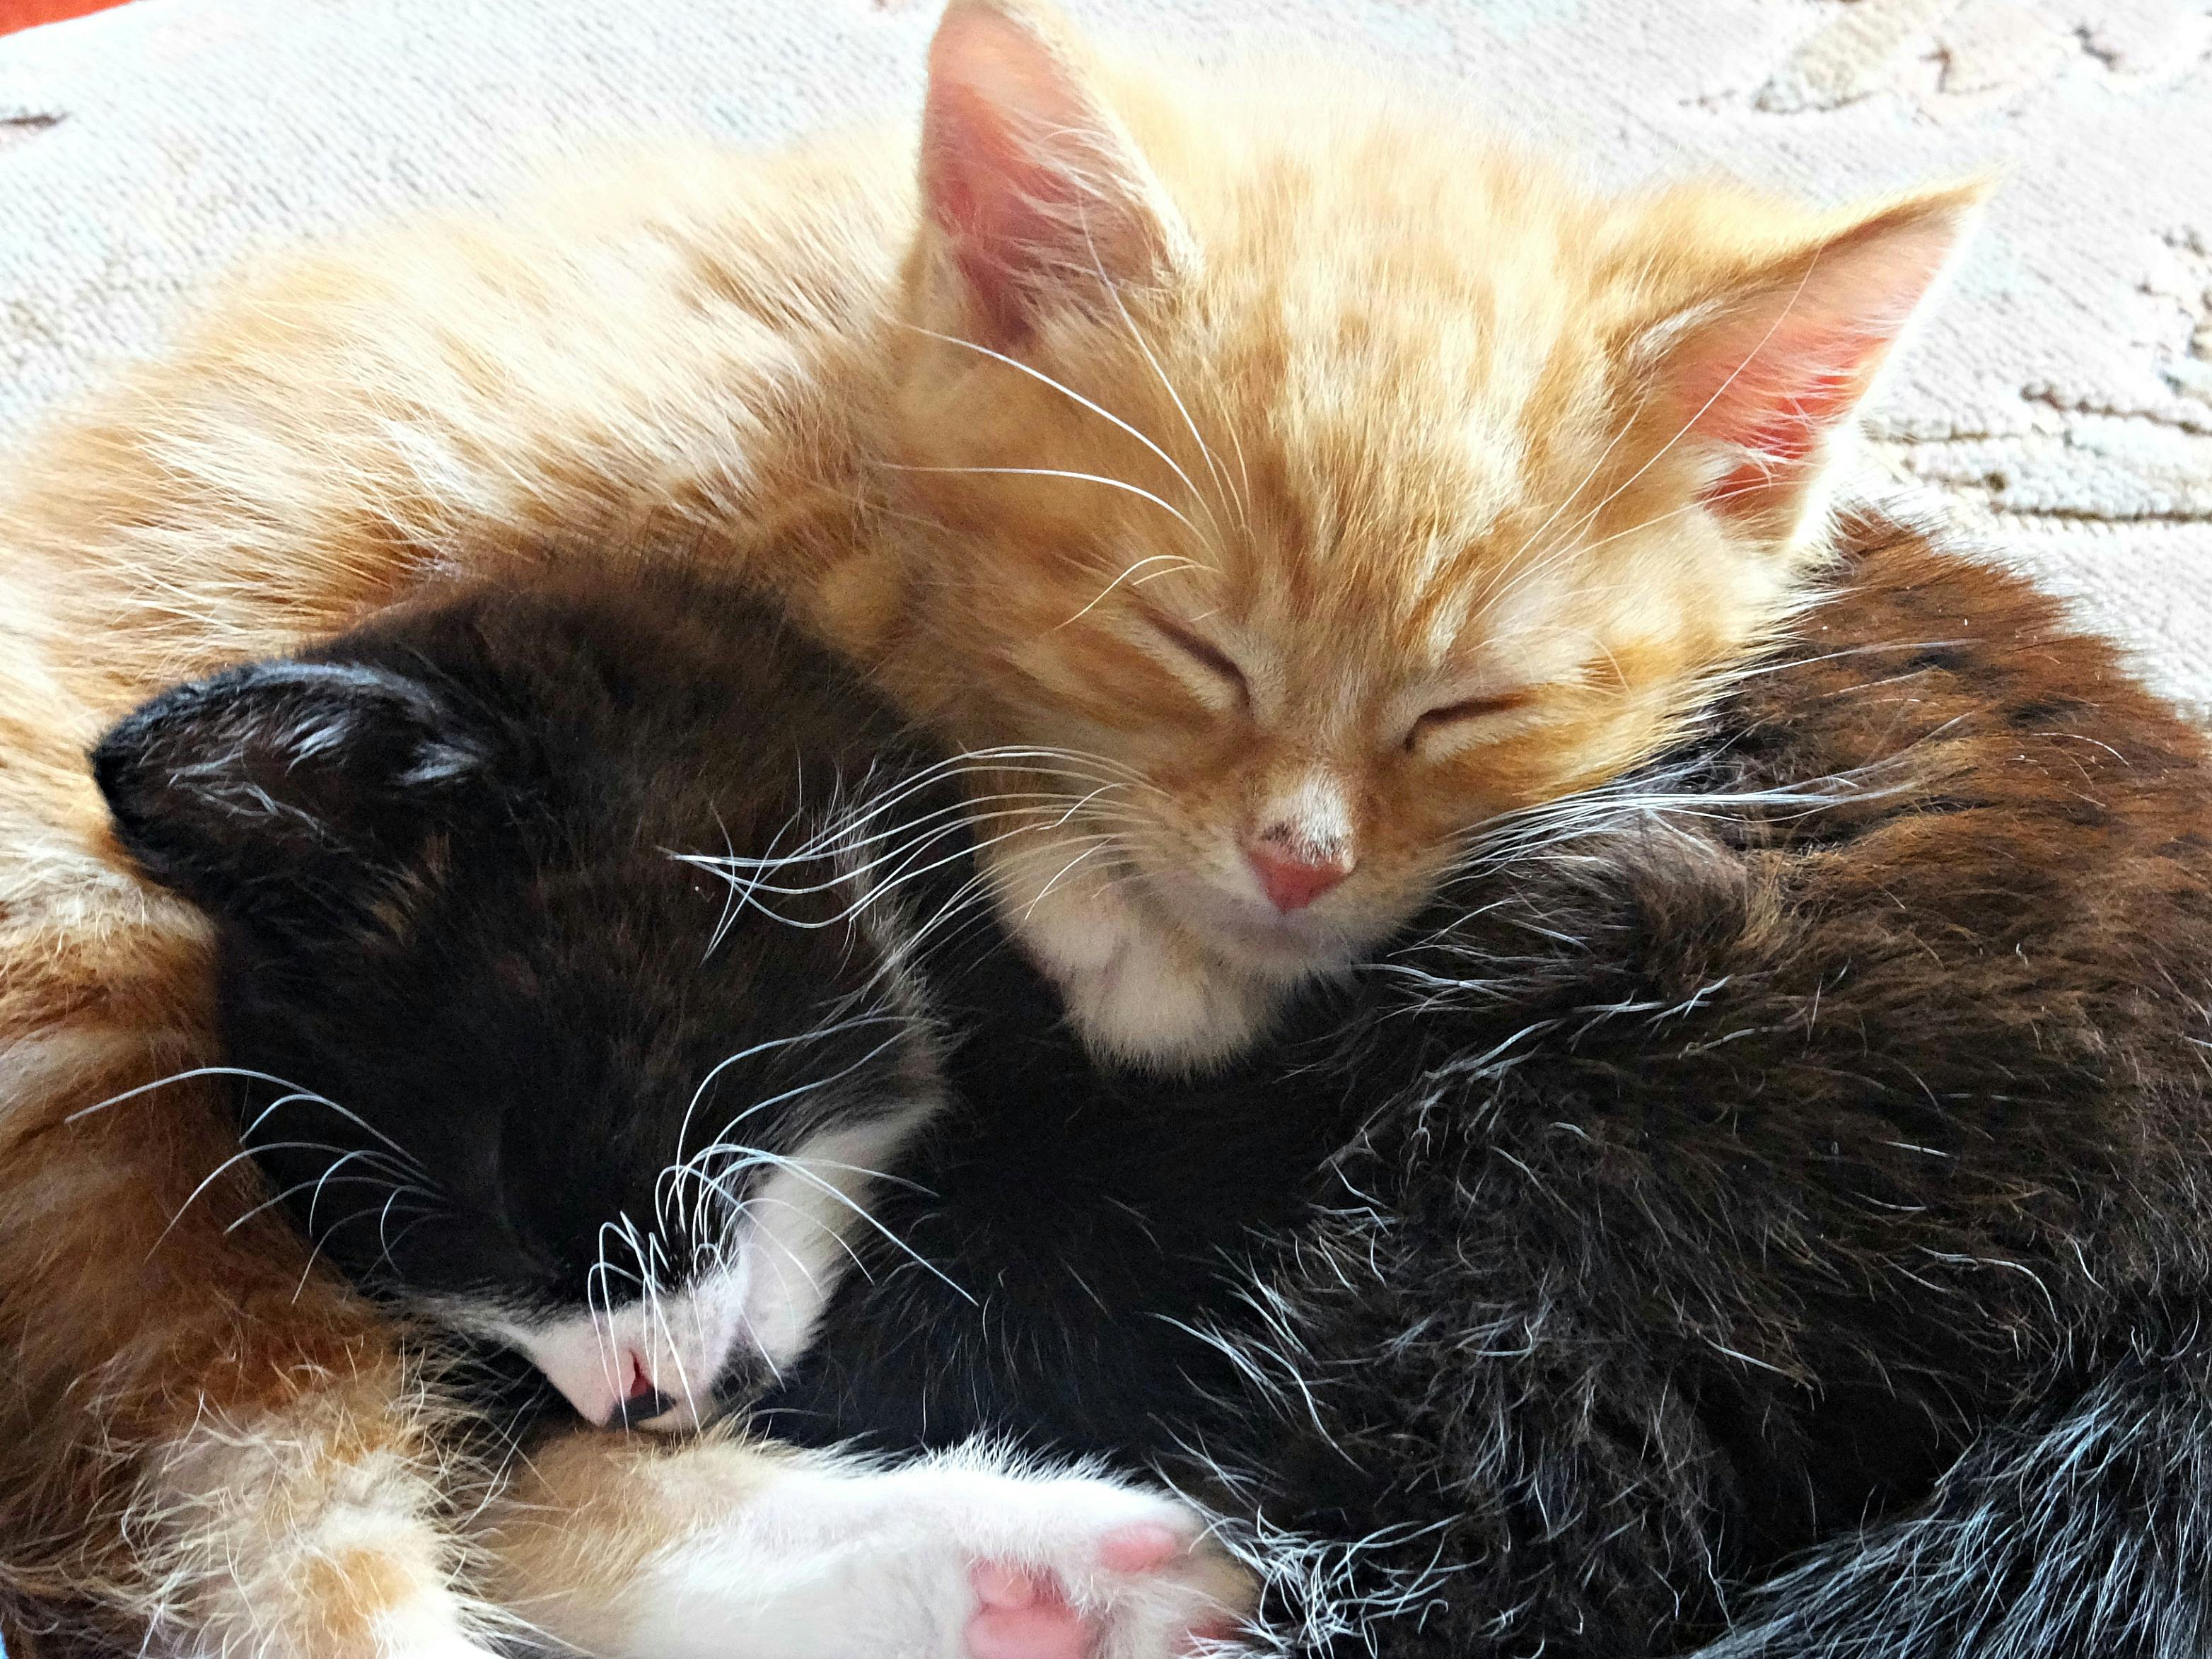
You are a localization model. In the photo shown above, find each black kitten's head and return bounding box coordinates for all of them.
[95,572,965,1431]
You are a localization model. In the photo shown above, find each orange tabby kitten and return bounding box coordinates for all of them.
[0,0,1977,1651]
[878,21,1977,1066]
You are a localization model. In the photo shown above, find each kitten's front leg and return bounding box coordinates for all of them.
[102,1331,510,1659]
[479,1431,1252,1659]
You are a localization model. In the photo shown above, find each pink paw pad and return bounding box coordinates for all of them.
[970,1564,1089,1659]
[1098,1521,1186,1575]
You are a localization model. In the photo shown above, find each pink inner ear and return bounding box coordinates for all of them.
[1685,332,1887,511]
[1666,199,1972,517]
[925,69,1092,337]
[921,1,1162,346]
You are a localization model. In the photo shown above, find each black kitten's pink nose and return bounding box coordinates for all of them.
[612,1381,677,1428]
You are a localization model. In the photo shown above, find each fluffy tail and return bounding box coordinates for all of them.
[1699,1336,2212,1659]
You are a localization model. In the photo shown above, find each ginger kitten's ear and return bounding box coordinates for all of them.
[93,660,501,941]
[1645,182,1985,537]
[920,0,1189,346]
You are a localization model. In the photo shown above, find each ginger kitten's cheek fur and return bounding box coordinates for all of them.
[876,0,1984,1067]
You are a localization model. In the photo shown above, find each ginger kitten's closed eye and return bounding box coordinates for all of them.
[873,0,1982,1069]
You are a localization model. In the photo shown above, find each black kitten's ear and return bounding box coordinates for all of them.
[93,659,499,937]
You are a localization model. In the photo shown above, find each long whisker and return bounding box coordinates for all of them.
[694,745,1155,873]
[677,755,1158,881]
[1018,837,1119,917]
[1087,221,1246,537]
[665,1014,907,1197]
[1477,257,1826,619]
[226,1157,436,1239]
[71,1064,437,1187]
[154,1140,349,1255]
[896,322,1219,539]
[703,803,746,962]
[639,1230,699,1426]
[1575,255,1822,535]
[677,813,1115,933]
[880,462,1203,541]
[590,1220,644,1416]
[1470,412,1651,620]
[674,788,1136,899]
[687,781,1135,871]
[688,1148,976,1307]
[1060,553,1208,628]
[665,1035,917,1266]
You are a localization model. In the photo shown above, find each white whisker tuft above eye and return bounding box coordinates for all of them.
[1143,613,1250,711]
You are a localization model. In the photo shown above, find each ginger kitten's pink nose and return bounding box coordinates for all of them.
[1245,838,1355,912]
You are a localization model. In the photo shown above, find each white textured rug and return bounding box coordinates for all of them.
[1,0,2207,709]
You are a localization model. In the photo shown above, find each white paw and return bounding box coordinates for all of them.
[615,1451,1252,1659]
[909,1461,1254,1659]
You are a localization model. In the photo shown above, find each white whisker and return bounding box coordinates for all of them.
[896,322,1219,540]
[881,462,1202,540]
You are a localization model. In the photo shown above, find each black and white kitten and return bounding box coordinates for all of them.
[93,570,974,1433]
[99,520,2212,1659]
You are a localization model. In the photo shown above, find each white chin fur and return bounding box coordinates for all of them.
[982,837,1357,1073]
[503,1270,745,1432]
[494,1110,928,1430]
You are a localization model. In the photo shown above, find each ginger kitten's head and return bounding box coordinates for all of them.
[875,0,1979,1067]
